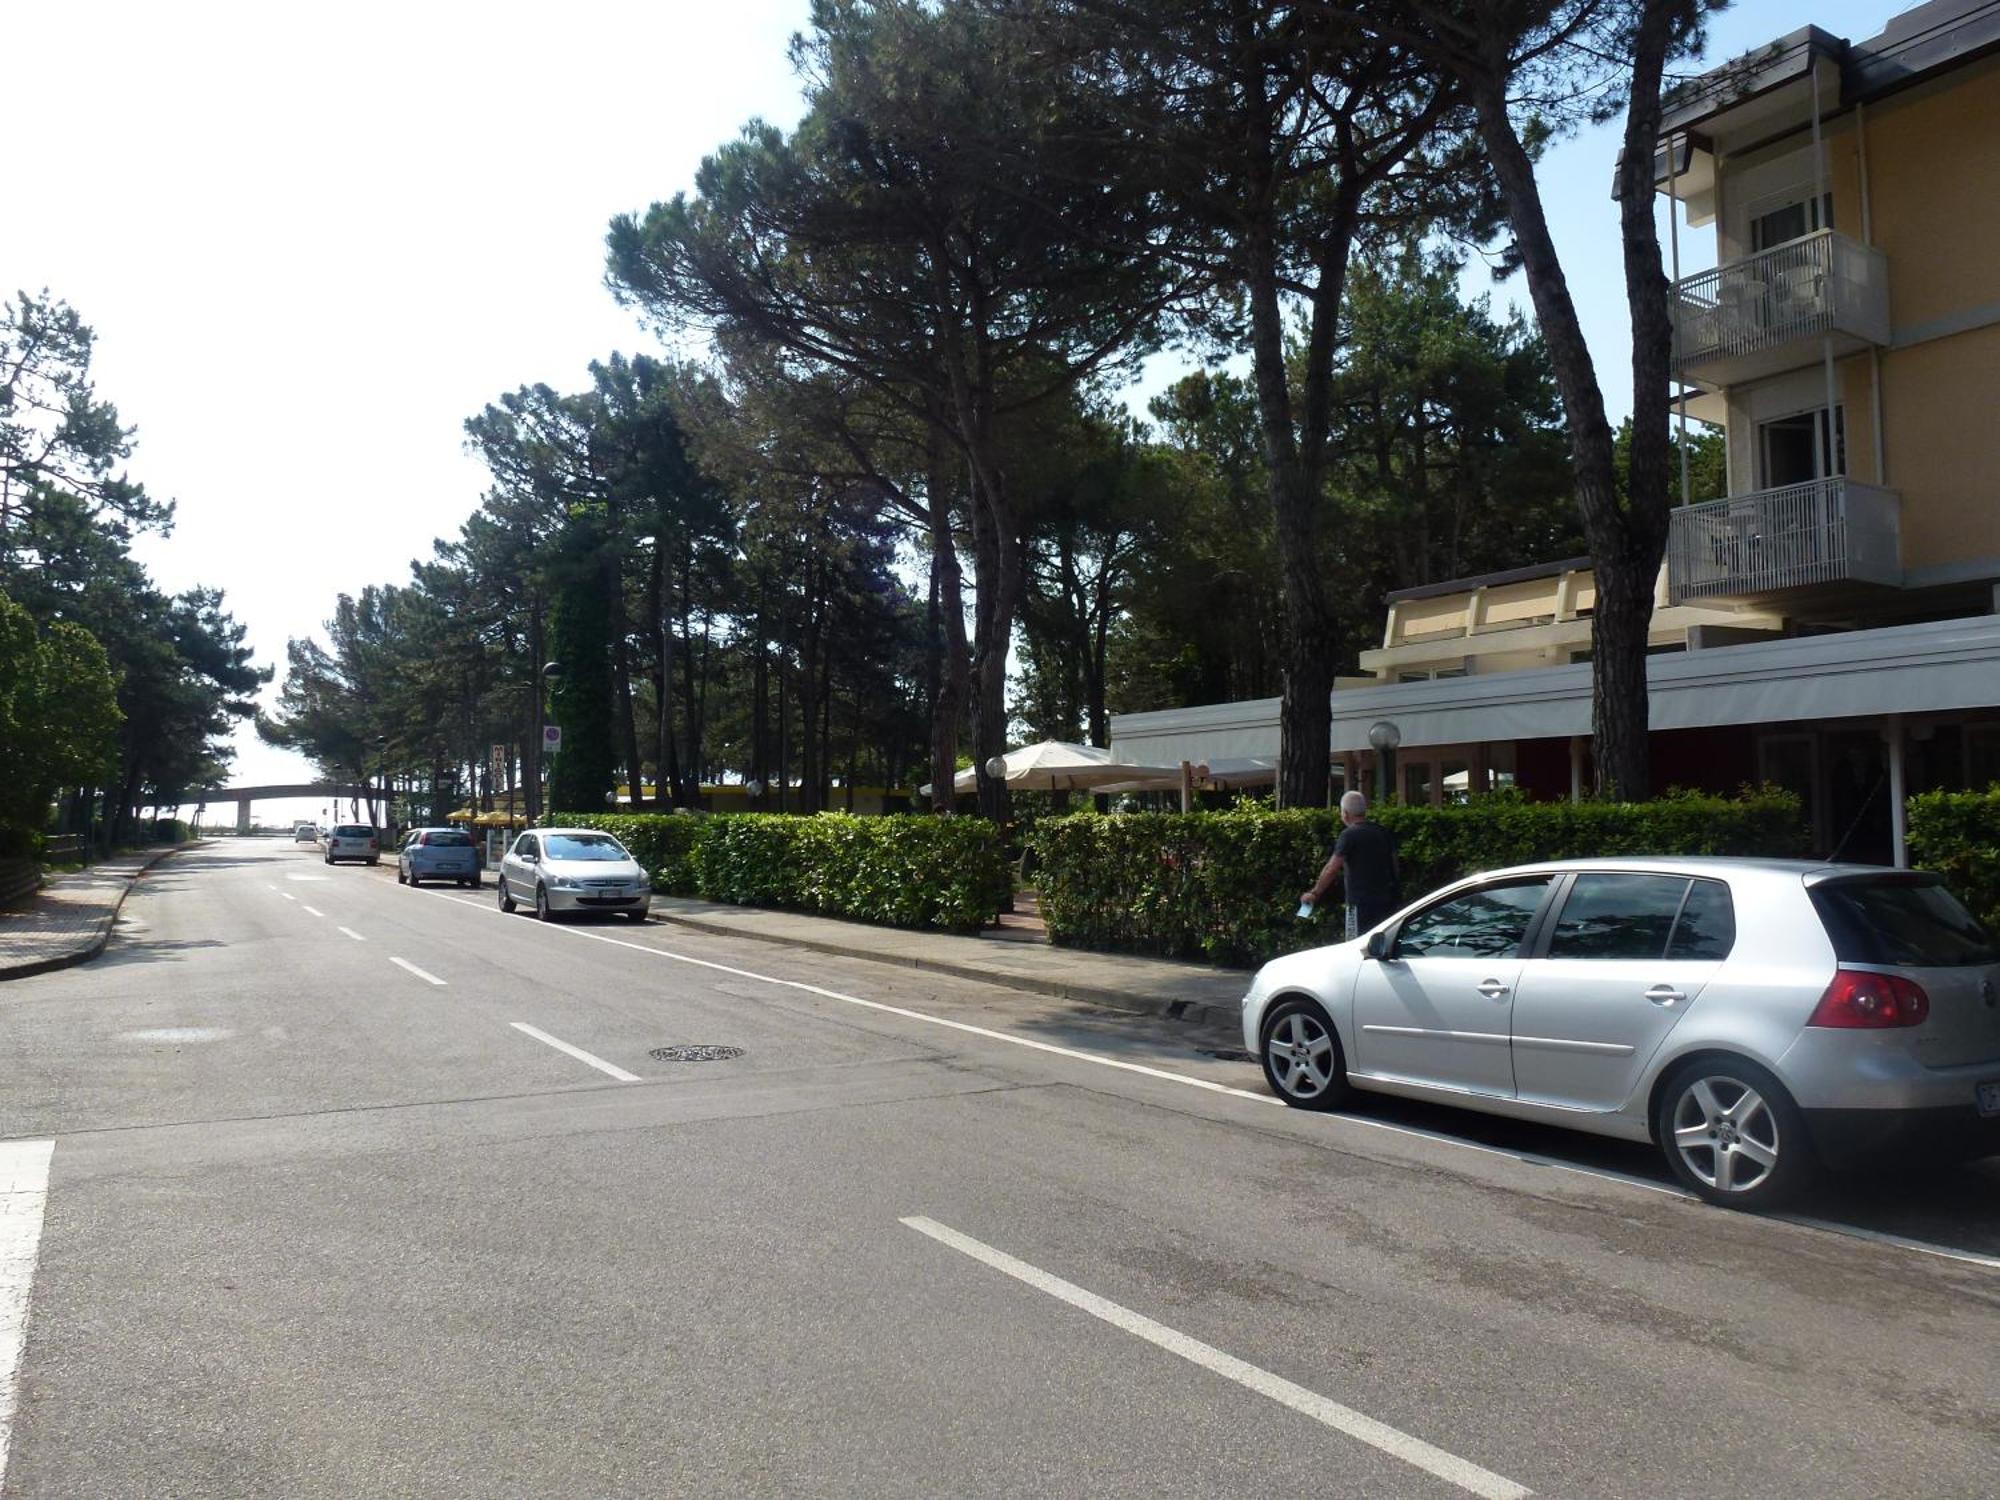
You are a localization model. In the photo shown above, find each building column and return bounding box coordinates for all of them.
[236,797,252,835]
[1886,714,1908,869]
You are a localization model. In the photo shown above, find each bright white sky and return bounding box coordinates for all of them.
[8,0,1906,826]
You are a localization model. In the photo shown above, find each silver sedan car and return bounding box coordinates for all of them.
[1244,858,2000,1209]
[496,828,651,922]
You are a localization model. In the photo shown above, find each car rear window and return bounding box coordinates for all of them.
[334,825,373,837]
[1809,876,2000,967]
[423,830,473,847]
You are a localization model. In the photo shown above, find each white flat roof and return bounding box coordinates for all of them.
[1109,615,2000,761]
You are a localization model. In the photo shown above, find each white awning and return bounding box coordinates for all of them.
[1109,615,2000,762]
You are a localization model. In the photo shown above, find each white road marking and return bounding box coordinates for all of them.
[337,927,367,943]
[902,1215,1531,1499]
[279,892,297,902]
[388,957,447,987]
[1,1139,55,1493]
[508,1023,640,1082]
[426,892,2000,1275]
[118,1027,233,1043]
[300,905,324,918]
[284,875,330,882]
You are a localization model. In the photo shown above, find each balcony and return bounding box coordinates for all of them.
[1671,230,1890,386]
[1666,477,1901,604]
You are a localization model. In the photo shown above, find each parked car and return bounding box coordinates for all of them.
[324,824,381,866]
[496,829,651,922]
[1243,858,2000,1209]
[397,827,481,888]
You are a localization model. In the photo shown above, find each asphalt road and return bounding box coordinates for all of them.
[2,841,1996,1498]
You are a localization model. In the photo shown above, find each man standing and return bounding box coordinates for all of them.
[1302,790,1400,934]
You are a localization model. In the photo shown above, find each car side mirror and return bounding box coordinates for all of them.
[1365,930,1394,961]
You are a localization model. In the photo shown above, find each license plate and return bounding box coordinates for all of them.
[1979,1081,2000,1118]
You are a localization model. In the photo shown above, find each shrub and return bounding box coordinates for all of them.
[556,810,1011,933]
[1907,788,2000,932]
[694,813,1010,933]
[1029,788,1807,968]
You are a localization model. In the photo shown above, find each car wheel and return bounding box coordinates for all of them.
[1655,1058,1814,1210]
[367,857,379,866]
[396,865,407,885]
[497,877,516,914]
[624,909,647,923]
[463,877,478,889]
[535,884,555,922]
[1259,998,1351,1111]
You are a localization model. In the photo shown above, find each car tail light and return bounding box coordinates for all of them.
[1807,969,1930,1029]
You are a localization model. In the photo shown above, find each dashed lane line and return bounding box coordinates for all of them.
[337,927,367,943]
[508,1022,641,1083]
[388,956,447,987]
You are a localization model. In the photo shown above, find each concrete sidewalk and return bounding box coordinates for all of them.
[0,844,196,982]
[648,896,1252,1032]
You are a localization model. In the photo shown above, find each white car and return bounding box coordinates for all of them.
[323,824,380,865]
[293,822,319,842]
[497,828,651,922]
[1244,857,2000,1209]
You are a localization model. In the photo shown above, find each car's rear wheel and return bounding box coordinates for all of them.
[1655,1058,1814,1210]
[1259,998,1351,1111]
[497,877,516,914]
[534,884,554,922]
[463,877,478,889]
[624,909,647,923]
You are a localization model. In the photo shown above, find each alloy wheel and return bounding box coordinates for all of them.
[1670,1075,1781,1195]
[1265,1010,1336,1102]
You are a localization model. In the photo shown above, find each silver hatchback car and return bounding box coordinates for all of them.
[1244,858,2000,1208]
[497,828,651,922]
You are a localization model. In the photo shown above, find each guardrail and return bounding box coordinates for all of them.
[0,857,40,909]
[43,834,87,860]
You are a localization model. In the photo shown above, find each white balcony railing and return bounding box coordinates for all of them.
[1671,230,1889,381]
[1666,477,1901,603]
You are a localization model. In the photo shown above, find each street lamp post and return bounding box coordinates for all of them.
[540,661,565,821]
[375,735,389,832]
[1367,720,1401,806]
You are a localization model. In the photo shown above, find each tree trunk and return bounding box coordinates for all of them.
[925,439,968,813]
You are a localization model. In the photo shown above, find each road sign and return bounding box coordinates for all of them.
[490,743,507,780]
[542,724,563,753]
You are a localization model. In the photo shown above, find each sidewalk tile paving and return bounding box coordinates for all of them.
[0,845,191,982]
[648,896,1252,1032]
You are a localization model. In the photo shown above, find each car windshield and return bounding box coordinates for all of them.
[541,834,627,861]
[1809,876,2000,967]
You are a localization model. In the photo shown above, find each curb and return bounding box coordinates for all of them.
[0,841,200,983]
[647,906,1248,1034]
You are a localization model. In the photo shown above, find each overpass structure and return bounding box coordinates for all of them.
[193,784,386,833]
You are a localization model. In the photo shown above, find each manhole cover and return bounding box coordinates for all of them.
[1198,1047,1255,1063]
[648,1045,745,1063]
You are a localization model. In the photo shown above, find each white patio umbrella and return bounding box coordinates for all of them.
[1095,756,1280,796]
[918,740,1178,796]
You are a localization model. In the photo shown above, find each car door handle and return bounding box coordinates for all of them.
[1476,979,1511,999]
[1645,985,1687,1006]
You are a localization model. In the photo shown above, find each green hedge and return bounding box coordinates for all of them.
[1028,789,1807,968]
[1907,788,2000,933]
[554,810,1011,934]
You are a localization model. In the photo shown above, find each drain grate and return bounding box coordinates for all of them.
[648,1044,746,1063]
[1198,1047,1255,1063]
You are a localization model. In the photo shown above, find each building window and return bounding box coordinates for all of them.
[1397,666,1469,683]
[1750,192,1833,253]
[1757,406,1845,489]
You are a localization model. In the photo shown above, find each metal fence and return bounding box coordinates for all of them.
[1671,230,1885,372]
[1666,477,1902,603]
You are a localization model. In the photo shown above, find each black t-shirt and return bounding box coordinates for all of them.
[1334,820,1399,905]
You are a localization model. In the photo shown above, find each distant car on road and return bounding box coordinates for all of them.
[398,827,481,889]
[324,824,380,866]
[293,822,318,842]
[496,828,651,923]
[1243,858,2000,1210]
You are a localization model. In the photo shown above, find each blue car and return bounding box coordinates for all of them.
[397,827,481,888]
